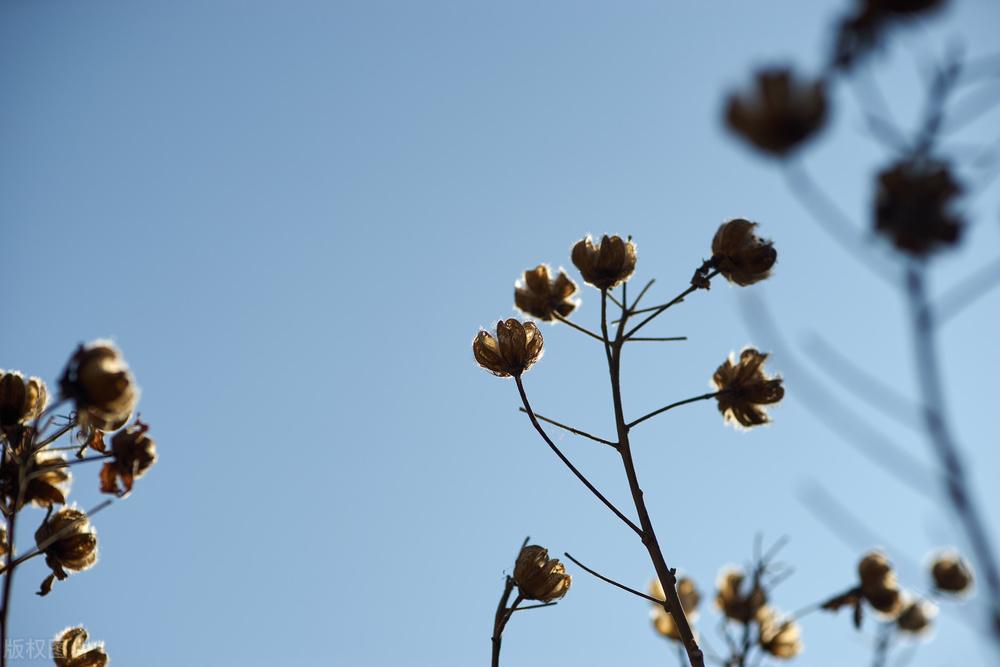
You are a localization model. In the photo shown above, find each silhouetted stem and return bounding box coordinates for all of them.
[491,576,516,667]
[563,552,660,603]
[553,312,604,342]
[517,408,618,448]
[627,392,720,430]
[623,274,716,340]
[627,336,687,343]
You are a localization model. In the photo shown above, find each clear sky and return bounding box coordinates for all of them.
[1,1,999,665]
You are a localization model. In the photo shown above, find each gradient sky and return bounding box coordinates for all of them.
[2,1,999,665]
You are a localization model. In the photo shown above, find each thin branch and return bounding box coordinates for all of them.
[516,408,618,448]
[934,255,1000,324]
[627,336,687,343]
[630,279,656,311]
[552,312,604,342]
[606,292,625,310]
[510,601,557,612]
[623,278,712,341]
[563,552,661,604]
[627,392,719,430]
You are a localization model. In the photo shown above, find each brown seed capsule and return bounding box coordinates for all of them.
[0,370,48,428]
[53,626,108,667]
[35,507,98,596]
[715,567,767,624]
[473,319,544,378]
[650,576,701,641]
[726,68,828,157]
[59,341,138,432]
[874,158,963,256]
[858,551,903,616]
[930,551,974,594]
[101,420,158,495]
[757,606,803,659]
[712,349,784,428]
[0,449,71,509]
[896,598,936,635]
[514,264,579,322]
[512,545,571,603]
[711,219,777,286]
[570,235,637,290]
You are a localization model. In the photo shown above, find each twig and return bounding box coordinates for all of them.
[491,537,529,667]
[627,336,687,343]
[516,408,618,448]
[563,552,661,604]
[627,392,720,430]
[623,277,713,341]
[630,279,656,311]
[553,312,604,342]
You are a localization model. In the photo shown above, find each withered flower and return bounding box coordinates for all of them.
[101,420,157,495]
[0,450,71,509]
[858,551,903,616]
[650,576,701,641]
[53,626,108,667]
[710,219,776,286]
[715,567,767,624]
[896,598,936,635]
[570,235,637,290]
[513,545,571,602]
[875,158,963,256]
[930,551,974,594]
[757,606,803,659]
[514,264,579,321]
[726,68,827,157]
[0,370,48,428]
[712,349,784,428]
[35,507,98,596]
[473,319,544,377]
[60,340,138,431]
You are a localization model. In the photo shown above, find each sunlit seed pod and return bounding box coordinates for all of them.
[0,371,48,428]
[512,545,571,603]
[710,219,777,287]
[101,420,158,495]
[0,449,71,509]
[59,340,138,432]
[650,576,701,641]
[857,551,903,616]
[53,626,108,667]
[35,507,98,596]
[714,567,767,624]
[712,349,784,429]
[514,264,579,322]
[473,319,544,378]
[930,551,974,595]
[757,606,803,659]
[570,235,637,290]
[896,598,936,636]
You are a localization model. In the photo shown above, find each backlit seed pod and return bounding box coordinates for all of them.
[930,551,974,594]
[101,420,158,495]
[0,450,71,509]
[650,576,701,641]
[715,567,767,624]
[712,349,784,428]
[35,507,98,596]
[896,598,936,636]
[570,235,637,290]
[512,545,571,603]
[0,370,48,428]
[0,526,6,558]
[725,68,827,157]
[514,265,580,322]
[710,219,777,286]
[757,606,803,659]
[53,626,108,667]
[59,340,138,432]
[473,319,544,377]
[858,551,902,616]
[875,158,963,256]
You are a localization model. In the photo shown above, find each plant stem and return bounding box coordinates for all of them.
[516,408,618,448]
[627,392,720,430]
[563,552,660,603]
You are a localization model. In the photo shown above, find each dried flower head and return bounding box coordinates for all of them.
[896,598,936,635]
[874,158,963,256]
[930,551,974,594]
[715,567,767,623]
[53,626,108,667]
[726,68,828,157]
[60,340,138,431]
[0,449,71,509]
[473,319,544,377]
[757,606,803,659]
[35,507,98,596]
[858,551,903,615]
[512,545,571,602]
[514,264,579,322]
[711,219,777,286]
[101,420,157,496]
[650,576,701,641]
[570,235,637,290]
[712,349,784,428]
[0,370,48,428]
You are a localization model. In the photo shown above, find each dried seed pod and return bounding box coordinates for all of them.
[896,598,936,635]
[725,68,827,157]
[757,606,803,659]
[512,545,571,602]
[712,349,784,428]
[60,340,138,432]
[0,449,71,509]
[53,626,108,667]
[710,219,777,286]
[650,576,701,641]
[874,158,963,256]
[101,420,157,495]
[0,370,48,428]
[715,567,767,624]
[858,551,902,616]
[514,265,579,322]
[930,551,974,594]
[473,319,544,378]
[35,507,98,596]
[570,235,637,290]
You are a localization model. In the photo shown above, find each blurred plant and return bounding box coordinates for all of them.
[0,340,159,666]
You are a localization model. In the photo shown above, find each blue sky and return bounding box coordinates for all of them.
[1,1,999,665]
